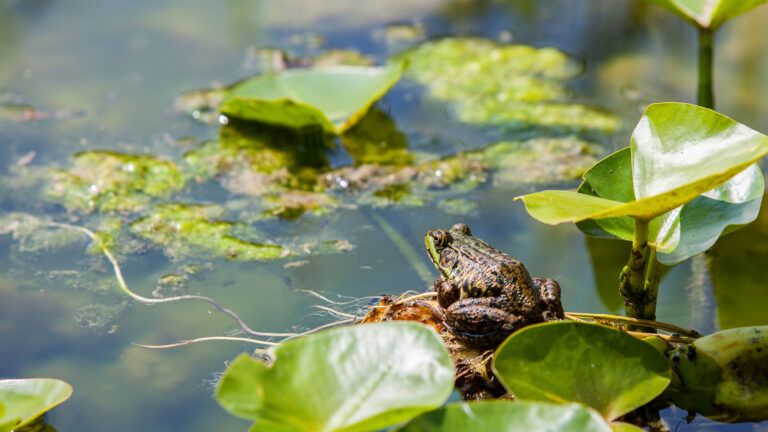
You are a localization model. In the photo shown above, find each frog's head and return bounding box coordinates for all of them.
[425,223,472,278]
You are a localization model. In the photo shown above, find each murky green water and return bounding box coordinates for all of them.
[2,0,768,430]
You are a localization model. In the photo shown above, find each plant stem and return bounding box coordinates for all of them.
[619,219,651,319]
[698,27,715,109]
[642,248,662,321]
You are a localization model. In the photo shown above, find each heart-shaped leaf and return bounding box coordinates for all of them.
[517,103,768,263]
[0,378,73,432]
[646,0,768,29]
[219,65,403,134]
[397,401,613,432]
[493,321,671,421]
[575,147,763,264]
[215,322,454,432]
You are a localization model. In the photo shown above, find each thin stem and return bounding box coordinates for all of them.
[642,248,662,321]
[565,312,700,338]
[626,331,695,344]
[619,219,651,319]
[698,27,715,109]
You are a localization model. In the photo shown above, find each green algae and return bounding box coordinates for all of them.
[130,203,288,261]
[323,136,601,208]
[480,137,603,184]
[398,37,620,133]
[48,151,185,213]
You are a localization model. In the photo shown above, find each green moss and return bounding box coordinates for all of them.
[130,203,288,261]
[48,151,185,213]
[398,37,620,133]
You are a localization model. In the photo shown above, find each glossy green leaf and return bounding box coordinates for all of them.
[215,322,454,432]
[576,147,764,264]
[493,321,670,420]
[517,103,768,262]
[219,65,403,134]
[646,0,768,29]
[0,378,73,432]
[397,401,612,432]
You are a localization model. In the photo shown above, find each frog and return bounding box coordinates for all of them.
[424,223,564,346]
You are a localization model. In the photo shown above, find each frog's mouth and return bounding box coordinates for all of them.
[425,232,440,267]
[425,230,450,278]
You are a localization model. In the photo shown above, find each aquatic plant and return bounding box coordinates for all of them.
[517,102,768,319]
[180,64,404,134]
[493,321,670,421]
[645,0,768,107]
[216,322,454,432]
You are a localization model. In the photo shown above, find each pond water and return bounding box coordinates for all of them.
[2,0,768,430]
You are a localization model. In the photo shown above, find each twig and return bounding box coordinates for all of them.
[565,312,700,338]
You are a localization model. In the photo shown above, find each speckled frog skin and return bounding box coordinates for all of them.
[425,223,564,346]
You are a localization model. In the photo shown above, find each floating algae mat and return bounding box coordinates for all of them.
[399,37,620,133]
[48,151,186,214]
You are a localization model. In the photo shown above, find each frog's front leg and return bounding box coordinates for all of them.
[444,296,526,346]
[434,278,460,309]
[533,277,565,321]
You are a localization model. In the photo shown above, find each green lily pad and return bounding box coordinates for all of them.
[219,65,403,134]
[130,203,288,261]
[48,151,185,214]
[398,37,620,133]
[646,0,768,29]
[397,401,613,432]
[517,103,768,257]
[216,322,454,432]
[0,378,73,432]
[493,321,671,420]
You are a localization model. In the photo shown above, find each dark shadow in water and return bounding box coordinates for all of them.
[585,236,629,312]
[340,107,412,166]
[708,194,768,329]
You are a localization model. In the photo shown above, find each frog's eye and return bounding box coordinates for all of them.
[450,223,472,236]
[430,230,452,248]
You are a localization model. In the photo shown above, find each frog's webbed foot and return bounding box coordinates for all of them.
[444,297,528,346]
[434,278,460,309]
[533,277,565,320]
